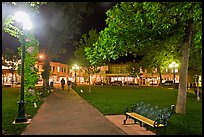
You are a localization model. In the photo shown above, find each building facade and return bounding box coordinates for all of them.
[2,59,201,87]
[72,63,200,87]
[2,58,21,86]
[35,61,69,84]
[2,60,69,86]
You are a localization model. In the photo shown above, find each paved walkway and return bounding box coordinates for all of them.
[22,88,154,135]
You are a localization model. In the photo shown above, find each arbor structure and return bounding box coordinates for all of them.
[3,2,45,122]
[3,2,45,90]
[85,2,202,114]
[18,32,40,90]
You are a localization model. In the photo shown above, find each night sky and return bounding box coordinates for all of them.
[2,2,116,64]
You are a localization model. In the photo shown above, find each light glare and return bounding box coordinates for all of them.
[23,21,32,30]
[72,64,79,70]
[14,11,32,30]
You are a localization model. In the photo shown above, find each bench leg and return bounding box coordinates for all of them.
[123,115,129,124]
[134,119,137,124]
[139,121,142,127]
[145,124,149,131]
[157,126,166,135]
[154,128,157,135]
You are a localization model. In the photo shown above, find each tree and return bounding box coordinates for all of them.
[85,2,202,114]
[140,43,179,87]
[126,61,141,85]
[38,2,92,89]
[74,29,101,92]
[188,45,202,101]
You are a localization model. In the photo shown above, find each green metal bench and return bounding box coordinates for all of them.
[124,102,173,134]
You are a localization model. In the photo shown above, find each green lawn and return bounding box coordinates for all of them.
[2,87,45,135]
[74,85,202,135]
[2,86,202,135]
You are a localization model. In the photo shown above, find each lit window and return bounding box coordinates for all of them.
[57,66,60,72]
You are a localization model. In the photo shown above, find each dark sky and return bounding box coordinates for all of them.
[2,2,116,64]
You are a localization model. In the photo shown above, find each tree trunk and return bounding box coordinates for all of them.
[42,57,51,89]
[175,20,193,114]
[11,71,14,87]
[152,72,153,87]
[196,75,200,101]
[89,73,91,92]
[45,60,50,89]
[196,83,200,101]
[158,66,163,87]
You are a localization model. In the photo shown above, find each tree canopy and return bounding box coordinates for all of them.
[74,29,100,67]
[84,2,202,114]
[85,2,201,65]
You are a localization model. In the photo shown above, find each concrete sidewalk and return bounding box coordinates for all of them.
[22,88,155,135]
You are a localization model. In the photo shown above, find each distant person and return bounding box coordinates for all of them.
[60,78,65,90]
[50,79,54,88]
[67,80,72,91]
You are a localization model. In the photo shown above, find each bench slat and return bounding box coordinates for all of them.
[126,112,165,127]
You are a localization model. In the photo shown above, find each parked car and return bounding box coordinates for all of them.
[110,81,123,86]
[124,82,139,86]
[162,80,178,88]
[93,81,106,85]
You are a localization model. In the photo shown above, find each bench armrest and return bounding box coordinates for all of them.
[153,119,168,127]
[124,107,129,114]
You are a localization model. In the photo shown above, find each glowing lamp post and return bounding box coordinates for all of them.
[14,11,32,123]
[169,61,178,84]
[72,64,79,87]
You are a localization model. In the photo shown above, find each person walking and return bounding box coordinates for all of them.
[60,78,65,90]
[67,80,71,91]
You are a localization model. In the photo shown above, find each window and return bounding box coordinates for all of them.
[57,66,60,72]
[112,67,116,73]
[117,67,121,73]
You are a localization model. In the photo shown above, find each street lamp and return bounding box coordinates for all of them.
[169,61,179,84]
[14,11,32,123]
[72,64,79,87]
[38,53,47,61]
[39,54,44,60]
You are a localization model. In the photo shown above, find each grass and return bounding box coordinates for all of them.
[2,87,48,135]
[2,86,202,135]
[74,85,202,135]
